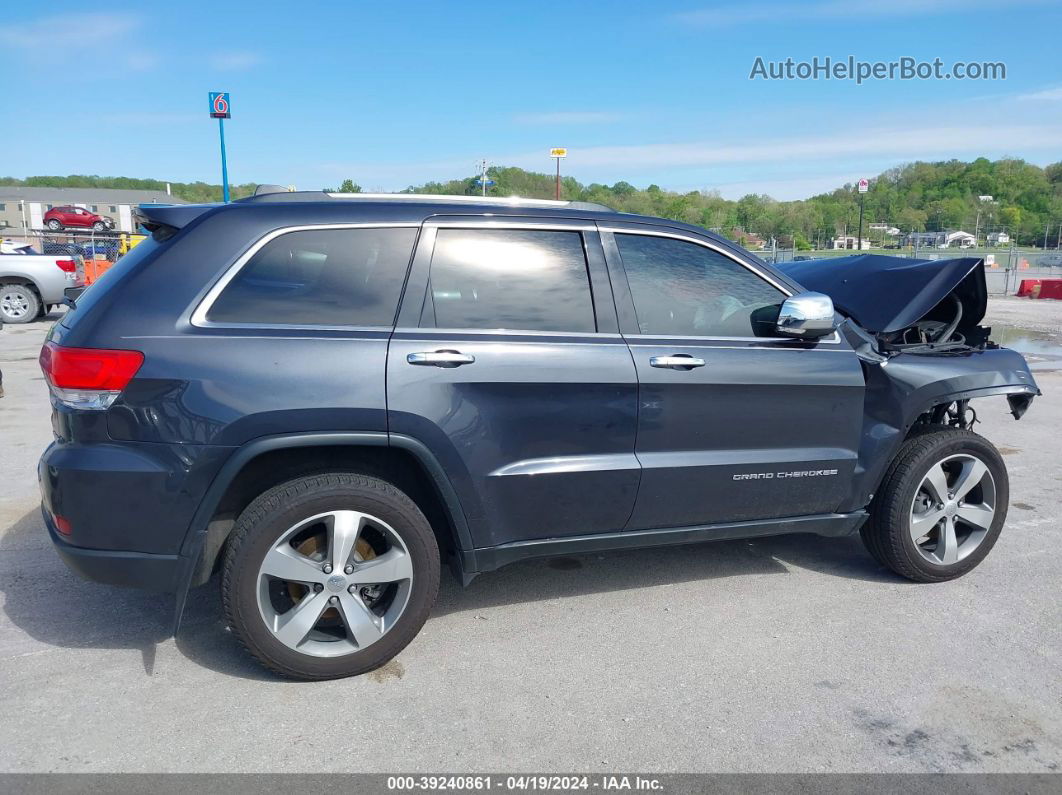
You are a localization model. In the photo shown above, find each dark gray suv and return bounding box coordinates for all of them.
[38,191,1039,679]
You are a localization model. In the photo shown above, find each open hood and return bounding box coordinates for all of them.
[776,254,987,334]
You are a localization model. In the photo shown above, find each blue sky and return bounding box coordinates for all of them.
[1,0,1061,199]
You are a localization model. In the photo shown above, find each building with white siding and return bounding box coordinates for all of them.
[0,187,187,234]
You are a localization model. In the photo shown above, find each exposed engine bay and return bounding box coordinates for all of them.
[778,254,995,356]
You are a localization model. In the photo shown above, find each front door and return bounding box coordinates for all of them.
[387,218,639,549]
[602,225,865,531]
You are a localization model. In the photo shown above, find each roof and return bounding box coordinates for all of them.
[136,193,738,248]
[0,186,188,205]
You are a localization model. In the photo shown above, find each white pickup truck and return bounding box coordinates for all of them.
[0,240,87,323]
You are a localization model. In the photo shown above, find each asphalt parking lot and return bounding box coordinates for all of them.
[1,298,1060,774]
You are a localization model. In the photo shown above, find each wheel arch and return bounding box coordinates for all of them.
[0,274,44,295]
[868,385,1035,499]
[172,431,473,632]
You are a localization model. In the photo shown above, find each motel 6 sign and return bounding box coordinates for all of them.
[209,92,231,119]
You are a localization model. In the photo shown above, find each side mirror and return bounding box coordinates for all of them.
[776,292,836,339]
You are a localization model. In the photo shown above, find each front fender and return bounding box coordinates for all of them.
[890,347,1040,425]
[841,346,1039,513]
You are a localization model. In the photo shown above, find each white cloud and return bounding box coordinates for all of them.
[513,111,625,125]
[1017,87,1062,101]
[675,0,1050,27]
[496,123,1062,172]
[0,13,153,71]
[0,12,140,48]
[209,51,263,70]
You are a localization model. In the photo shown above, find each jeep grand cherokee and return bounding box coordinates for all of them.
[38,190,1039,679]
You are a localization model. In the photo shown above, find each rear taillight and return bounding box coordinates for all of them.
[39,341,144,410]
[55,259,77,273]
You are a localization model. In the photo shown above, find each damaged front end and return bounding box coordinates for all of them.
[778,254,1040,509]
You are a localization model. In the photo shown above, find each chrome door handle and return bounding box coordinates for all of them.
[649,355,706,370]
[407,350,476,367]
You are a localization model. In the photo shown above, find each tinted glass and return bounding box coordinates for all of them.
[617,234,785,337]
[428,229,596,332]
[207,227,417,326]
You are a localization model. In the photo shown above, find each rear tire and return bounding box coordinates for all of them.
[222,472,440,680]
[0,283,41,324]
[861,428,1008,582]
[46,219,62,231]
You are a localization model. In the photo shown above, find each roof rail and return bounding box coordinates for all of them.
[239,190,614,212]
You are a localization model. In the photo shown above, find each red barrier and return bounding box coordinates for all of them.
[1017,278,1062,299]
[84,259,115,285]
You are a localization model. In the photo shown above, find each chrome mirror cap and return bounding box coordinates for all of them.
[776,291,836,338]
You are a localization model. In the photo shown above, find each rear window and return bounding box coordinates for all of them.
[206,227,417,327]
[60,235,167,328]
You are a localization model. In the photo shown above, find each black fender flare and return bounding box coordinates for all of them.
[171,431,473,634]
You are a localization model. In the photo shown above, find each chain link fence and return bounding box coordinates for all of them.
[2,229,138,283]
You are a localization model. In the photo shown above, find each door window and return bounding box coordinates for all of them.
[616,233,785,337]
[427,228,596,333]
[206,226,417,326]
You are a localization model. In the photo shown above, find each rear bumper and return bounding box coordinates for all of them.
[38,438,231,591]
[43,508,181,591]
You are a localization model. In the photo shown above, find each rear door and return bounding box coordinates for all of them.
[601,224,865,530]
[387,217,639,549]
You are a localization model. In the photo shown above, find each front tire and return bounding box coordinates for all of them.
[222,472,440,680]
[92,221,105,231]
[861,428,1008,582]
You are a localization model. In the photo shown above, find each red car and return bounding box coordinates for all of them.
[43,205,115,232]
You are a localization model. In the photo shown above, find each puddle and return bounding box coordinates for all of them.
[991,326,1062,371]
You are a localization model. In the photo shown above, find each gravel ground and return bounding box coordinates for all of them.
[0,297,1060,774]
[984,295,1062,335]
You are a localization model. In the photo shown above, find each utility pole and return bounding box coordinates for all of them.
[478,159,489,197]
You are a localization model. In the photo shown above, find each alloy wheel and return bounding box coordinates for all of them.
[909,453,997,566]
[255,510,414,658]
[1,289,31,320]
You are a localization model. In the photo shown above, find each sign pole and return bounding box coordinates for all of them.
[209,92,232,203]
[856,177,868,251]
[549,148,567,201]
[218,117,230,203]
[857,192,865,251]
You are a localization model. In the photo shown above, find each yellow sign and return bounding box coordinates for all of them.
[550,148,568,158]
